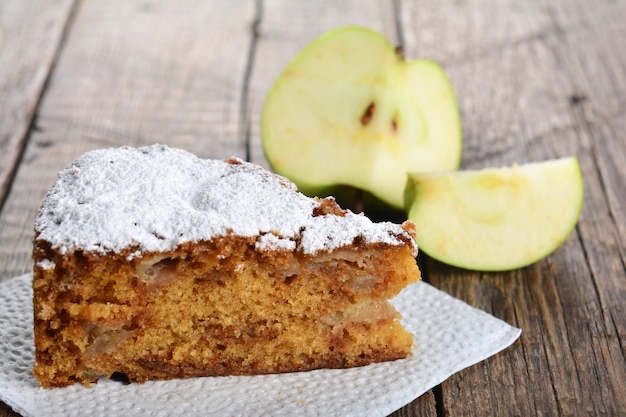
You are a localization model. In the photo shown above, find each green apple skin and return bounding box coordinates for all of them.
[405,158,584,271]
[261,26,462,210]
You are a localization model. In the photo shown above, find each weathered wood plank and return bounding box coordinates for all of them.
[0,0,256,284]
[392,389,438,417]
[0,4,74,413]
[399,0,626,415]
[0,402,16,417]
[0,0,74,205]
[580,112,626,345]
[551,0,626,122]
[0,8,73,417]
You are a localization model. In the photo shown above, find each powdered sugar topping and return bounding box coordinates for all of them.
[35,145,416,257]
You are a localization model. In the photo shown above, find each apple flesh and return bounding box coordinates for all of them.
[261,26,462,210]
[405,158,584,271]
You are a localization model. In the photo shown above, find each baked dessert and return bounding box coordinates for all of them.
[32,144,420,388]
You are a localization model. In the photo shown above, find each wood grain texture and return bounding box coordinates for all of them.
[540,1,626,374]
[0,0,256,283]
[0,403,16,417]
[391,389,437,417]
[0,5,73,413]
[0,0,74,206]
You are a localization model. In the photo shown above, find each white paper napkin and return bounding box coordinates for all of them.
[0,273,520,417]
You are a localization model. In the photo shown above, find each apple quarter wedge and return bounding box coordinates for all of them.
[405,158,584,271]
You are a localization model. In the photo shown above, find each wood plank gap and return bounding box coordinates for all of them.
[416,252,430,284]
[392,0,405,53]
[610,310,626,363]
[0,0,80,215]
[240,0,263,162]
[433,384,446,417]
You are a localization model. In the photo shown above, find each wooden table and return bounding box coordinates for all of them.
[1,1,625,415]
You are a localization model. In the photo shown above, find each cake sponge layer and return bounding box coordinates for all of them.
[33,237,419,387]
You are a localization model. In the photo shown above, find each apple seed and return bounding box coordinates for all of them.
[394,46,404,59]
[361,102,375,126]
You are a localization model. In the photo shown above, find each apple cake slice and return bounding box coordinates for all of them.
[32,144,420,388]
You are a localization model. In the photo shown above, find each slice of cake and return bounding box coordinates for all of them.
[32,144,420,388]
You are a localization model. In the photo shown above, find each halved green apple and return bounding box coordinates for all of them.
[405,158,584,271]
[261,26,462,210]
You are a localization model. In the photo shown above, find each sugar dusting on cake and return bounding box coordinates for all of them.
[35,145,417,258]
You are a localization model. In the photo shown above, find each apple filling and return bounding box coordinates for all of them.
[84,324,136,356]
[321,299,397,329]
[136,255,181,286]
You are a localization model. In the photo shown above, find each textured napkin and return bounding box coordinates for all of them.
[0,273,520,417]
